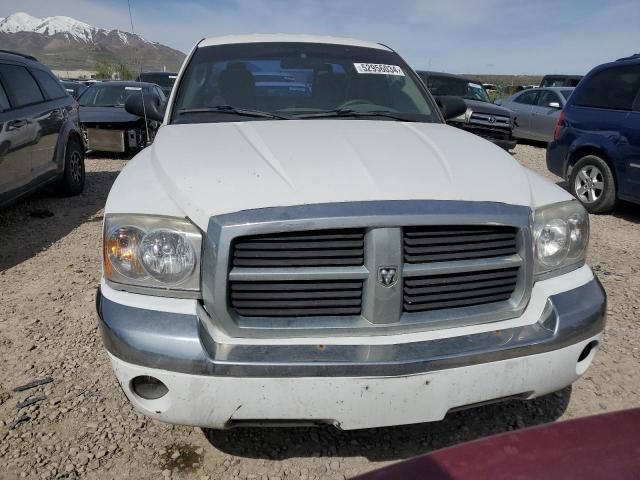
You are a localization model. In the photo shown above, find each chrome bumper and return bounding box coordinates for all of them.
[96,278,606,378]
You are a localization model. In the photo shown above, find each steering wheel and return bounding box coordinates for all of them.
[337,99,372,110]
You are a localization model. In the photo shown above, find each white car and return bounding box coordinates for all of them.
[97,35,605,430]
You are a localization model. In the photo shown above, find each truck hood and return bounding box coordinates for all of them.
[144,120,536,229]
[463,99,514,119]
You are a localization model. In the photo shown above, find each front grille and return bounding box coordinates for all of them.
[231,229,365,268]
[403,266,519,313]
[469,112,511,129]
[216,205,531,333]
[229,280,364,317]
[404,226,518,263]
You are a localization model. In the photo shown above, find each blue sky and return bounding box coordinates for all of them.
[2,0,639,75]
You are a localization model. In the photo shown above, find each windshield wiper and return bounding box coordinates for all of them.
[294,109,419,122]
[176,105,289,120]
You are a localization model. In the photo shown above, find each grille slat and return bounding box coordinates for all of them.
[231,281,362,292]
[404,239,516,255]
[404,276,517,295]
[230,279,364,317]
[235,240,364,250]
[405,232,515,246]
[232,290,362,300]
[403,266,519,313]
[232,229,364,268]
[405,247,518,263]
[235,248,363,259]
[404,225,518,264]
[404,285,516,304]
[404,268,518,288]
[404,293,513,312]
[234,307,362,316]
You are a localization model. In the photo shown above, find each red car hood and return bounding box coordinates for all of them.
[355,409,640,480]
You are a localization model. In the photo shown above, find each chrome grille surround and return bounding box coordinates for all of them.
[468,112,511,129]
[202,201,533,339]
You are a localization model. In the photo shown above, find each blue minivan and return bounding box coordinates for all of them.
[547,56,640,213]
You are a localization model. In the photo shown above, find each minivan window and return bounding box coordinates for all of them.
[0,64,44,107]
[31,68,67,99]
[0,81,10,111]
[573,64,640,111]
[173,42,438,124]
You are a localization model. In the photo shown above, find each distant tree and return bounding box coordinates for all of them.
[116,64,135,80]
[94,61,114,80]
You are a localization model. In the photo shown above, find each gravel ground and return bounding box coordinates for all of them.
[1,144,639,479]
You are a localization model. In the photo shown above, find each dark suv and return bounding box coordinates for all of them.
[0,51,84,209]
[547,57,640,213]
[417,71,516,150]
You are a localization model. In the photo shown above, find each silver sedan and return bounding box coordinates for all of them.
[496,87,574,142]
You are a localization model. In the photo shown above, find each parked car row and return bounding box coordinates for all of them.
[1,46,638,216]
[0,50,85,209]
[497,87,574,142]
[417,71,517,150]
[0,51,174,207]
[79,81,166,153]
[547,55,640,213]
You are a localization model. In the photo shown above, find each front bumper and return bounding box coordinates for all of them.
[97,271,606,429]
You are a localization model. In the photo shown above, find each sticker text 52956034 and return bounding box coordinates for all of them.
[353,63,405,76]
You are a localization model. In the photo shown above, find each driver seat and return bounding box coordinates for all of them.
[218,62,256,108]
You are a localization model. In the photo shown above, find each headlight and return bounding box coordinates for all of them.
[103,214,202,296]
[533,201,589,278]
[451,107,472,123]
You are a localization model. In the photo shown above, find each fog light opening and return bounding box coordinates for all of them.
[576,340,599,375]
[131,375,169,400]
[578,341,598,363]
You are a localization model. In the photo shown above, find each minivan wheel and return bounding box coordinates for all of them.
[568,155,616,213]
[53,137,85,196]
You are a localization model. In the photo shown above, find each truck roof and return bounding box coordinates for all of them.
[198,34,390,51]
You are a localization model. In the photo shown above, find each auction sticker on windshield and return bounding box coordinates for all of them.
[354,63,405,76]
[125,86,142,91]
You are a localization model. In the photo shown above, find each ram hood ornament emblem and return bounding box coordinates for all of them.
[377,266,398,287]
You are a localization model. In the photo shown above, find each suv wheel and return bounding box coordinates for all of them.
[53,136,85,196]
[568,155,616,213]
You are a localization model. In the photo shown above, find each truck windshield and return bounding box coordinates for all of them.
[171,42,438,124]
[425,75,491,103]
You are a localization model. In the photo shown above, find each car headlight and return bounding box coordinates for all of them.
[451,107,472,123]
[533,201,589,278]
[103,214,202,296]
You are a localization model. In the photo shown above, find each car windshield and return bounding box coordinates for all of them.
[79,84,148,107]
[138,73,177,88]
[172,42,438,124]
[426,75,491,103]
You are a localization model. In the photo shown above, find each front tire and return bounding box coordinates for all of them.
[568,155,616,213]
[53,136,85,196]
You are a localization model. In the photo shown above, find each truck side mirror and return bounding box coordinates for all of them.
[435,96,467,121]
[125,92,165,122]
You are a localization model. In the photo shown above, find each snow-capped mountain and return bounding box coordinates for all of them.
[0,12,120,42]
[0,12,185,71]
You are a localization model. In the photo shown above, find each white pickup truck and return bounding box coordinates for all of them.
[97,35,605,430]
